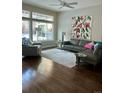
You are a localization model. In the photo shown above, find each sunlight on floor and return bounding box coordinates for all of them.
[37,58,53,77]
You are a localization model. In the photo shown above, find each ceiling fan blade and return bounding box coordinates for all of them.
[51,0,77,9]
[66,5,74,8]
[68,2,78,5]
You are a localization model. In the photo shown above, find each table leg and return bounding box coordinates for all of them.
[77,57,80,68]
[93,64,96,71]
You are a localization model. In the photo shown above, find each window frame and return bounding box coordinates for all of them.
[32,12,54,22]
[22,10,54,42]
[22,18,31,39]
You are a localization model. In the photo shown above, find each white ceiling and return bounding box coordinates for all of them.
[22,0,102,12]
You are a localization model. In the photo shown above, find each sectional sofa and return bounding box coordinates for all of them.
[62,39,102,67]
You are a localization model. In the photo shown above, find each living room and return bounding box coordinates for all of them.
[1,0,124,93]
[22,0,102,46]
[22,0,102,93]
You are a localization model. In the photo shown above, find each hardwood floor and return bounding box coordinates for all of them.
[22,56,102,93]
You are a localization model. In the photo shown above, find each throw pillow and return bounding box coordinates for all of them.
[84,42,94,49]
[93,43,99,54]
[22,37,30,46]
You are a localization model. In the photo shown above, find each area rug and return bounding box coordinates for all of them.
[41,48,76,68]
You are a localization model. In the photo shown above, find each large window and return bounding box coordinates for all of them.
[32,12,54,21]
[32,21,53,41]
[22,10,30,18]
[22,10,54,42]
[22,20,30,38]
[22,10,30,39]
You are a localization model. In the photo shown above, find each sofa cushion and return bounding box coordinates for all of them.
[70,39,79,45]
[79,40,91,46]
[63,45,74,48]
[73,46,82,51]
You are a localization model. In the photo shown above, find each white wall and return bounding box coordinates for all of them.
[58,5,102,41]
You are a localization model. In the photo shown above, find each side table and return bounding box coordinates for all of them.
[58,41,64,48]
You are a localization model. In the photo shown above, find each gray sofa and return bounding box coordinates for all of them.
[22,37,42,56]
[41,40,58,49]
[62,39,102,67]
[63,39,92,52]
[22,45,41,56]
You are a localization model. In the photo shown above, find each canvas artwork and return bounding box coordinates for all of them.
[71,16,92,40]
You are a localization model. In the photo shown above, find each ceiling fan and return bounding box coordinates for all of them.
[50,0,78,9]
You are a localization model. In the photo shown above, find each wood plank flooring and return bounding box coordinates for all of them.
[22,56,102,93]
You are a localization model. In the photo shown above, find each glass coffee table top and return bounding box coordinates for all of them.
[76,52,87,57]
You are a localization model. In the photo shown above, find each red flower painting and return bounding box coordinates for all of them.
[71,16,92,40]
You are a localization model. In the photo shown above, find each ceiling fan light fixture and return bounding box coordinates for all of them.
[50,0,78,9]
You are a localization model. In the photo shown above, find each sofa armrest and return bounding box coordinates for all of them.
[32,41,42,45]
[22,45,41,56]
[96,49,102,63]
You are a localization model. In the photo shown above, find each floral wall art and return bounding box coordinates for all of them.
[71,16,92,40]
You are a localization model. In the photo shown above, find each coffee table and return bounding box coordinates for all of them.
[75,52,87,67]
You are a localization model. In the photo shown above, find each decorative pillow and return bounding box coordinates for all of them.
[93,43,99,54]
[84,42,94,49]
[22,37,30,46]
